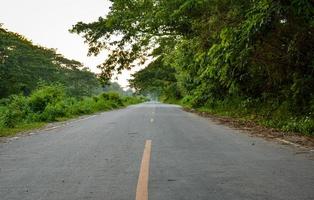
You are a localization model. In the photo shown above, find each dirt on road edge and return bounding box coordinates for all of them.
[184,108,314,149]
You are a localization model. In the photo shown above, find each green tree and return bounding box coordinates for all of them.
[129,57,180,100]
[0,26,102,98]
[72,0,314,133]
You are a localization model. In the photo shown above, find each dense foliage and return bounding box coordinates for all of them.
[0,26,147,136]
[0,26,101,98]
[129,57,180,100]
[73,0,314,134]
[0,84,146,136]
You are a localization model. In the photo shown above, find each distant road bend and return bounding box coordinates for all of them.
[0,102,313,200]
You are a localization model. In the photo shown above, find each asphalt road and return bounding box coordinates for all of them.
[0,102,313,200]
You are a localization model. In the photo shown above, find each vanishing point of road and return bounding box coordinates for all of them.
[0,102,313,200]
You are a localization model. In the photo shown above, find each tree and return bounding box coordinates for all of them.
[72,0,314,115]
[0,26,102,98]
[129,56,180,100]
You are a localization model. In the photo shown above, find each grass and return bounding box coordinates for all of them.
[0,122,47,137]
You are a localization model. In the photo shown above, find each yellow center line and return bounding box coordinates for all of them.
[136,140,152,200]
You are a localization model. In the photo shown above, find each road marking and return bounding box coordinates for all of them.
[150,118,154,123]
[136,140,152,200]
[276,138,301,147]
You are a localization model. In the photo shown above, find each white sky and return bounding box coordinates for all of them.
[0,0,138,88]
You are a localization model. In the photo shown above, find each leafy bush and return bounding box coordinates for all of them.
[41,103,67,121]
[100,92,123,106]
[0,84,144,131]
[28,84,66,113]
[0,95,30,128]
[122,96,141,106]
[181,95,193,106]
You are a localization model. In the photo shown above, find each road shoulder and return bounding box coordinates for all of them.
[184,107,314,151]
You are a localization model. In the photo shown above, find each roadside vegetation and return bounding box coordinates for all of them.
[72,0,314,135]
[0,26,145,137]
[0,84,145,137]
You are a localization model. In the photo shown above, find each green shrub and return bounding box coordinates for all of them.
[0,108,14,128]
[1,108,23,128]
[94,98,112,111]
[0,106,6,127]
[29,84,66,113]
[0,84,144,134]
[0,98,9,106]
[122,96,140,105]
[181,95,193,106]
[100,92,123,106]
[41,102,67,121]
[0,95,30,128]
[70,97,98,115]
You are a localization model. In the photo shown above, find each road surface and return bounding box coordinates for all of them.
[0,102,313,200]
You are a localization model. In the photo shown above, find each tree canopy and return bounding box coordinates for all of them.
[72,0,314,133]
[0,26,101,98]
